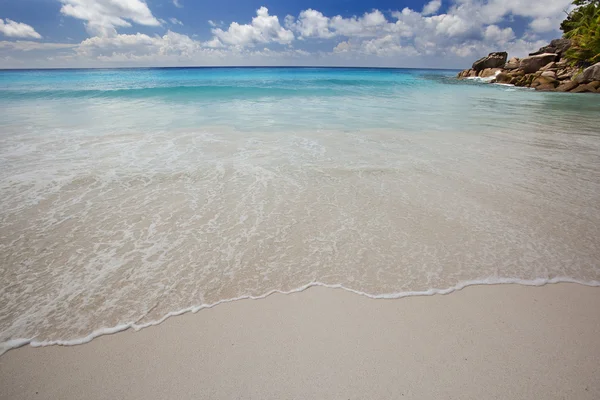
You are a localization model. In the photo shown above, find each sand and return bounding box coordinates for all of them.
[1,283,599,400]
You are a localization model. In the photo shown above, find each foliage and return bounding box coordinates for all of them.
[561,0,600,66]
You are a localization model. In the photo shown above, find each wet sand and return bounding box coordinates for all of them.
[1,283,600,400]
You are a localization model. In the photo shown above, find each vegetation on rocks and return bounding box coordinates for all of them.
[561,0,600,66]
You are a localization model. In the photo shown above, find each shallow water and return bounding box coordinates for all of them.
[1,67,600,354]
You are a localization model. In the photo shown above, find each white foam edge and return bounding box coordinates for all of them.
[2,276,599,356]
[493,83,534,91]
[465,70,502,83]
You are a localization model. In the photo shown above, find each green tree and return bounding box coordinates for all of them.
[561,0,600,65]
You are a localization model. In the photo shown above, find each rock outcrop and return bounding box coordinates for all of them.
[529,39,572,58]
[571,84,595,93]
[457,40,599,94]
[479,68,502,78]
[504,57,520,70]
[576,62,600,83]
[520,53,559,73]
[555,81,578,92]
[472,52,508,71]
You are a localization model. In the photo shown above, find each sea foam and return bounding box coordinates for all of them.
[2,277,599,356]
[1,67,600,356]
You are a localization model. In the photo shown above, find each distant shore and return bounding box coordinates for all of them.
[2,283,599,400]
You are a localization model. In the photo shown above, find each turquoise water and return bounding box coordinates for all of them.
[1,67,600,354]
[1,67,598,134]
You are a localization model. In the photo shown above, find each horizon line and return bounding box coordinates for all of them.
[0,65,463,72]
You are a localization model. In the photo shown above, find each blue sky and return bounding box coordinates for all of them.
[0,0,574,68]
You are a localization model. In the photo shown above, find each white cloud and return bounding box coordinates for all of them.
[483,25,515,43]
[40,31,313,67]
[246,47,310,58]
[333,40,351,53]
[380,0,566,58]
[212,7,294,47]
[287,9,390,39]
[169,17,183,26]
[330,10,387,37]
[173,0,183,8]
[204,37,224,48]
[0,1,577,68]
[0,40,75,51]
[78,31,200,59]
[529,17,562,33]
[0,19,42,39]
[287,9,334,39]
[448,37,548,59]
[361,35,417,56]
[59,0,161,37]
[78,32,158,56]
[448,0,573,31]
[422,0,442,16]
[430,13,475,37]
[158,30,199,56]
[333,35,417,57]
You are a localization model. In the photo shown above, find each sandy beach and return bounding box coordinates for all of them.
[1,283,599,400]
[3,2,600,398]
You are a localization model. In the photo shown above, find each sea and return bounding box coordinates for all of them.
[1,67,599,355]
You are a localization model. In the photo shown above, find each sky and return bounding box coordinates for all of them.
[0,0,576,69]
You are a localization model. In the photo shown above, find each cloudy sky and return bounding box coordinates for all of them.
[0,0,574,69]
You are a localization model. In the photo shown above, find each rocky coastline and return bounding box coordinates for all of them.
[457,39,600,93]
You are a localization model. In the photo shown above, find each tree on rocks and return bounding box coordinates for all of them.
[561,0,600,66]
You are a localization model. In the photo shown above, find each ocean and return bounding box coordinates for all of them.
[1,67,599,355]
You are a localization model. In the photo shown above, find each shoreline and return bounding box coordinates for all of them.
[2,283,600,399]
[2,277,600,356]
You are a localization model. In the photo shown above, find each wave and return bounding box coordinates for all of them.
[0,79,406,101]
[2,276,599,356]
[0,85,336,101]
[465,71,501,83]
